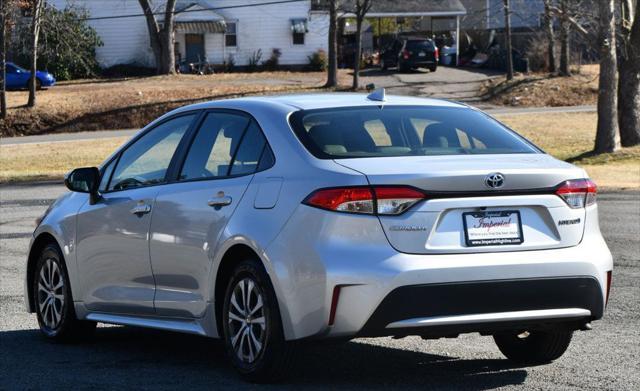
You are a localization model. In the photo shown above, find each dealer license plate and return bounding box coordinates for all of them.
[463,210,523,246]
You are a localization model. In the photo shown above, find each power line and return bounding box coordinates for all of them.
[80,0,308,22]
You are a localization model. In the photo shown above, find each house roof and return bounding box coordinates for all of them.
[314,0,466,16]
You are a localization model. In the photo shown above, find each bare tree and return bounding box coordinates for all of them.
[593,0,619,153]
[618,0,640,147]
[558,0,571,76]
[138,0,177,75]
[351,0,372,90]
[503,0,514,80]
[27,0,44,108]
[543,0,556,73]
[325,0,340,88]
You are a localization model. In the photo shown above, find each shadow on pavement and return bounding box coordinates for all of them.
[0,326,528,389]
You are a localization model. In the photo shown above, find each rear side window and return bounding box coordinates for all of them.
[289,106,539,159]
[180,112,273,180]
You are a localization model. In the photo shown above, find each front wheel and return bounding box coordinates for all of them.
[493,330,573,364]
[222,258,297,383]
[34,244,96,341]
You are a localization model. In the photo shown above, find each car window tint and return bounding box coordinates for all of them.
[257,145,275,171]
[7,64,16,73]
[99,159,116,191]
[229,121,267,176]
[180,112,250,180]
[290,106,539,158]
[406,40,433,50]
[109,114,194,191]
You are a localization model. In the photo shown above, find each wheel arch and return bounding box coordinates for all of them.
[212,241,294,339]
[26,232,62,312]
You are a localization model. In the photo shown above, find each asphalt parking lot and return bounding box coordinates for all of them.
[1,183,638,390]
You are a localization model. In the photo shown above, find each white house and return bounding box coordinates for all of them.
[49,0,330,68]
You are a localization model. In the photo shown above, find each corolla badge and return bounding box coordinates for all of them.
[485,173,505,189]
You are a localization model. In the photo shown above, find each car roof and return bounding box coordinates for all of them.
[175,93,467,112]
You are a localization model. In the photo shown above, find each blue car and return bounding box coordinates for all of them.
[5,62,55,90]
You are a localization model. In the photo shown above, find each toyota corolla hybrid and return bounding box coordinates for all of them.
[26,91,612,382]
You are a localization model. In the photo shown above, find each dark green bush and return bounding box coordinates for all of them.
[12,5,102,80]
[307,49,327,71]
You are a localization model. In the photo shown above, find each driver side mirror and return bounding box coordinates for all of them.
[64,167,101,204]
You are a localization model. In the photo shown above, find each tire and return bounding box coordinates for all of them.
[493,330,573,365]
[380,58,387,71]
[428,64,438,72]
[36,79,42,90]
[398,62,410,73]
[33,244,96,342]
[222,258,297,383]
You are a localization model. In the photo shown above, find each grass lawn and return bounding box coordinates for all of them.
[1,112,638,189]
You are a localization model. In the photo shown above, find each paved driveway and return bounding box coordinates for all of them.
[360,66,503,101]
[0,183,638,390]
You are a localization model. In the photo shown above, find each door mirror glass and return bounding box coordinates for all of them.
[65,167,100,193]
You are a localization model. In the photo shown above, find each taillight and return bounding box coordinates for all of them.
[555,179,597,208]
[402,49,410,59]
[434,46,439,60]
[303,186,425,215]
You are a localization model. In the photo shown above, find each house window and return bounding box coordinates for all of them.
[293,32,305,45]
[291,18,308,45]
[225,21,237,47]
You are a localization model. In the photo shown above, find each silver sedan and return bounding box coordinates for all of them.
[26,91,613,382]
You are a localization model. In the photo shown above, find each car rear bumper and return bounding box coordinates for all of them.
[267,205,613,341]
[357,276,602,337]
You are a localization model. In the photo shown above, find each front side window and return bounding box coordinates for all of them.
[289,106,540,159]
[108,114,195,191]
[225,21,237,47]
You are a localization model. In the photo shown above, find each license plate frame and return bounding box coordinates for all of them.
[462,210,524,247]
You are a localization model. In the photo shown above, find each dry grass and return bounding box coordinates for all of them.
[486,64,599,107]
[1,111,638,189]
[0,71,352,137]
[0,137,127,183]
[496,112,640,189]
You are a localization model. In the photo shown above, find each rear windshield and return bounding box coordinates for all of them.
[289,106,540,159]
[406,40,434,50]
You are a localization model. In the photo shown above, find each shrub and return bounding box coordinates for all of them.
[307,49,327,71]
[247,49,263,72]
[12,4,103,80]
[224,54,236,73]
[262,48,282,71]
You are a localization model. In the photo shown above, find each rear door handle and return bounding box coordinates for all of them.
[207,195,232,207]
[130,203,152,215]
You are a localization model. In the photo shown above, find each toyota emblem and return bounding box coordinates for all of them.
[485,173,505,189]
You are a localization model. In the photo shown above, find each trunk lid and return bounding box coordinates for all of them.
[335,154,588,254]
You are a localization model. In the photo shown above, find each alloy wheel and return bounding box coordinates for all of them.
[227,278,267,364]
[37,258,65,330]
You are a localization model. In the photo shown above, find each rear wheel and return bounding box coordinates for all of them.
[222,258,296,383]
[33,244,96,341]
[428,64,438,72]
[493,330,573,364]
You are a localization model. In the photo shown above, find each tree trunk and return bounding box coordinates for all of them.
[27,0,44,108]
[352,15,363,89]
[0,4,7,120]
[325,0,338,88]
[594,0,619,154]
[159,0,177,74]
[618,1,640,147]
[543,0,556,73]
[503,0,514,80]
[559,0,571,76]
[138,0,176,75]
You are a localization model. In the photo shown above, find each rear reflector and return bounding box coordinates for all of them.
[555,179,597,208]
[303,186,425,215]
[605,270,612,306]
